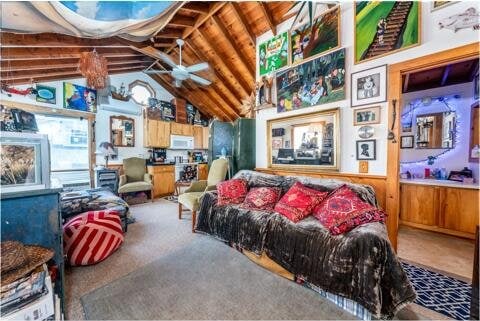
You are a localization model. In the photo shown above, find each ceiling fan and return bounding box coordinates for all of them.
[143,39,211,88]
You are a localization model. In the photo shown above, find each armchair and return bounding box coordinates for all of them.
[118,157,153,202]
[178,158,228,232]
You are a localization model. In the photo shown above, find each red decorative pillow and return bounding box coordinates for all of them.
[217,179,248,206]
[274,182,328,222]
[313,185,386,235]
[241,187,282,211]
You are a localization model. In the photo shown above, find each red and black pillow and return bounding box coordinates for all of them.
[217,179,248,206]
[240,187,282,211]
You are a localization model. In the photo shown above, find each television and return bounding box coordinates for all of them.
[1,132,51,193]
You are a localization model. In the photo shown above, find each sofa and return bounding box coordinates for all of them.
[195,170,416,319]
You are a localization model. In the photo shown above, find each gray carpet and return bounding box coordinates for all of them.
[81,234,353,320]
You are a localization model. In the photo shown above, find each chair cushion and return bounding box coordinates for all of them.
[217,178,248,206]
[313,185,386,235]
[240,187,282,211]
[274,182,328,223]
[63,210,124,266]
[178,192,204,211]
[118,181,152,193]
[123,157,146,182]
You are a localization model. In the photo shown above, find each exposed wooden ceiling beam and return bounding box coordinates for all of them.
[153,43,175,48]
[211,15,255,78]
[154,28,184,39]
[1,47,141,60]
[230,3,256,46]
[180,2,211,15]
[440,65,452,86]
[168,15,196,28]
[258,2,277,36]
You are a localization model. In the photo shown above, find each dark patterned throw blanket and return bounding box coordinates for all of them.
[196,171,416,319]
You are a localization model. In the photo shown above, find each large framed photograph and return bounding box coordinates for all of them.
[290,5,340,65]
[351,65,387,107]
[258,31,289,76]
[400,135,414,149]
[63,82,97,113]
[354,106,381,125]
[276,48,345,113]
[354,2,420,64]
[356,139,376,160]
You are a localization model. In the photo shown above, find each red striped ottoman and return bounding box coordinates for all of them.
[63,210,124,266]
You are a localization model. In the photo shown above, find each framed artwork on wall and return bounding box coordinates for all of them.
[35,85,56,105]
[356,139,376,160]
[63,82,97,113]
[290,5,340,65]
[353,106,381,125]
[276,48,345,113]
[351,65,387,107]
[258,31,289,76]
[354,1,420,64]
[431,1,457,12]
[400,135,414,148]
[272,137,283,150]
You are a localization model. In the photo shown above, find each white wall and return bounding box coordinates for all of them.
[0,72,174,165]
[255,1,480,175]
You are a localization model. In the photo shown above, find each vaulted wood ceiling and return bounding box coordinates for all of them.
[0,1,294,121]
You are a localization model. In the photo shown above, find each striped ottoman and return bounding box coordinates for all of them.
[63,210,124,266]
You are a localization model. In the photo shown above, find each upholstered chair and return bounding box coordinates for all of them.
[178,158,229,232]
[118,157,153,201]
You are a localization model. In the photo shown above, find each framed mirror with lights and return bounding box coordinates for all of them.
[267,108,340,171]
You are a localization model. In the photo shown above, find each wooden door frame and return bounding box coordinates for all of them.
[386,42,479,250]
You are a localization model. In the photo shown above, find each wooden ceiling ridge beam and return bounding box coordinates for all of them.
[194,29,252,97]
[230,3,256,46]
[258,2,277,36]
[210,15,255,79]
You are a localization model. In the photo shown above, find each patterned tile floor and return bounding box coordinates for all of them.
[402,262,472,320]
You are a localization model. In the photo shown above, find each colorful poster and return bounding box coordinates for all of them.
[258,31,288,76]
[63,82,97,113]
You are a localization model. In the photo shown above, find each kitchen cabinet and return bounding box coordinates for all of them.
[400,183,479,239]
[147,165,175,197]
[198,164,208,180]
[171,122,193,136]
[193,126,203,149]
[144,119,170,148]
[202,126,209,149]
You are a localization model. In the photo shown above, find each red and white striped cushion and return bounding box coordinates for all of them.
[63,210,124,266]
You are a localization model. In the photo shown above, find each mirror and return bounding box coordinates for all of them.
[267,108,339,170]
[415,112,455,149]
[110,116,135,147]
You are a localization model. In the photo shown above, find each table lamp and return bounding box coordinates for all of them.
[95,141,116,168]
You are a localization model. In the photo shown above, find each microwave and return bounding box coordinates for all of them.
[170,135,194,150]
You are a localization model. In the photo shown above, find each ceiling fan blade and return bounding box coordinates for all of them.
[190,74,211,86]
[174,79,182,88]
[186,62,209,73]
[158,52,178,69]
[143,70,171,74]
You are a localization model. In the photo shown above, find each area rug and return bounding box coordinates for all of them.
[81,235,353,320]
[401,262,472,320]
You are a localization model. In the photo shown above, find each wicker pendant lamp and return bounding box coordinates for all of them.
[79,49,108,89]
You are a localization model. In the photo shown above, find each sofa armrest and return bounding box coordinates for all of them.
[144,173,152,184]
[119,175,127,186]
[185,180,208,193]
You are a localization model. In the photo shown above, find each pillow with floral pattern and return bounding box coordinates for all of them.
[240,187,282,211]
[217,178,249,206]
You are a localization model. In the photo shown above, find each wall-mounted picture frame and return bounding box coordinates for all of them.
[35,85,56,105]
[290,5,340,65]
[272,137,283,150]
[353,106,381,125]
[63,82,97,113]
[400,135,414,148]
[351,65,387,107]
[258,31,289,76]
[356,139,376,160]
[431,1,457,12]
[354,1,421,64]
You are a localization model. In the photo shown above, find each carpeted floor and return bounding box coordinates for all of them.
[66,199,446,320]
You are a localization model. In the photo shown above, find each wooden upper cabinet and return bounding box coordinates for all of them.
[171,122,193,136]
[172,98,187,124]
[144,119,170,148]
[202,126,209,149]
[193,126,203,149]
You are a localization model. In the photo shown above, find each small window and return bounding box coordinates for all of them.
[129,80,156,106]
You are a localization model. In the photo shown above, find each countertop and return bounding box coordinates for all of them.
[147,161,207,166]
[400,178,480,190]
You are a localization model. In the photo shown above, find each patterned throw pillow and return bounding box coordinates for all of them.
[313,185,386,235]
[241,187,282,211]
[217,179,249,206]
[274,182,328,223]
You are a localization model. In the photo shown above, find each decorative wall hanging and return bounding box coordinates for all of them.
[358,125,374,139]
[79,49,108,89]
[354,1,420,63]
[258,32,289,76]
[356,139,376,160]
[255,76,275,111]
[351,65,387,107]
[438,7,480,32]
[290,5,340,65]
[353,106,381,125]
[276,48,345,113]
[1,84,37,99]
[63,82,97,113]
[35,85,56,105]
[111,83,131,102]
[431,1,457,12]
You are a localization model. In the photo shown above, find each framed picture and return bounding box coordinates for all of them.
[354,2,421,64]
[63,82,97,113]
[290,5,340,65]
[351,65,387,107]
[448,170,470,182]
[400,135,414,148]
[474,74,479,100]
[272,137,283,150]
[276,48,345,113]
[258,31,289,76]
[11,109,38,132]
[36,85,56,104]
[431,1,457,11]
[354,106,381,125]
[356,139,376,160]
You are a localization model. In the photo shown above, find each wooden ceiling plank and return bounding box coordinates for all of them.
[230,3,256,46]
[1,47,141,60]
[181,80,232,121]
[257,2,277,36]
[180,2,210,15]
[211,15,255,78]
[154,28,184,39]
[168,15,196,28]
